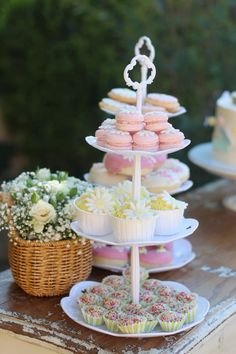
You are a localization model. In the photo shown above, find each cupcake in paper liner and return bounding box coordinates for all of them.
[175,291,198,305]
[133,309,158,333]
[102,275,125,289]
[158,311,186,332]
[77,292,101,308]
[88,284,113,297]
[110,289,131,303]
[149,191,188,236]
[122,266,149,285]
[118,314,147,334]
[173,302,198,324]
[101,296,122,311]
[111,200,157,242]
[81,305,105,326]
[121,303,143,315]
[142,278,163,292]
[74,187,115,236]
[146,302,170,319]
[103,310,121,332]
[139,290,158,308]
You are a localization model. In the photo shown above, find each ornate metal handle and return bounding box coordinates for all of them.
[135,36,155,62]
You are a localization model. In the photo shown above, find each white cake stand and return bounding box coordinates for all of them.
[188,142,236,211]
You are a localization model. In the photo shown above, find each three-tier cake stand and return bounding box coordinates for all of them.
[61,54,209,337]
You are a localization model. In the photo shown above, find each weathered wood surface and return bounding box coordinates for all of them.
[0,179,236,354]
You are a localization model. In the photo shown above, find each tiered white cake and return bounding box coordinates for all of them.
[212,91,236,166]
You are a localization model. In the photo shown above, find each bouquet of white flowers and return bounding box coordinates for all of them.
[0,168,91,242]
[0,168,94,296]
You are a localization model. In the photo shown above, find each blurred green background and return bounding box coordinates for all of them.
[0,0,236,186]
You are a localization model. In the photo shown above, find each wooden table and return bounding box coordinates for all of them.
[0,179,236,354]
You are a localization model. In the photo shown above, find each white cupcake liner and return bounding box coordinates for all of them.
[112,216,156,243]
[159,317,185,332]
[155,208,185,236]
[118,321,147,334]
[81,308,104,326]
[77,208,112,236]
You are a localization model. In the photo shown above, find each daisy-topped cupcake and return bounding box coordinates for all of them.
[150,191,188,236]
[112,180,150,204]
[74,187,115,236]
[111,200,157,242]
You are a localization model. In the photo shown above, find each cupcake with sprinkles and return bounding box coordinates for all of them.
[102,275,125,289]
[158,310,186,332]
[134,309,158,332]
[139,290,157,307]
[81,305,105,326]
[101,297,122,311]
[142,278,163,292]
[77,292,101,308]
[103,310,122,333]
[123,266,149,284]
[88,284,113,297]
[121,303,143,315]
[175,291,198,305]
[146,302,169,318]
[118,314,147,334]
[173,302,198,324]
[110,289,131,303]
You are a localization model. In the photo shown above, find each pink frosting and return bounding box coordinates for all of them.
[103,153,156,174]
[140,248,172,266]
[93,245,129,260]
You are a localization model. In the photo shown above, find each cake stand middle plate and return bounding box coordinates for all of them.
[71,218,198,247]
[93,238,196,273]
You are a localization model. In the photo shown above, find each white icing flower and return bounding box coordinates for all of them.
[123,200,155,220]
[85,187,114,214]
[159,191,188,209]
[29,200,56,233]
[112,181,150,203]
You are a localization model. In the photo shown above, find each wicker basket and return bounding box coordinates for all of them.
[8,229,93,297]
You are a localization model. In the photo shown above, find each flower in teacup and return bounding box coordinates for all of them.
[29,200,56,233]
[36,168,51,181]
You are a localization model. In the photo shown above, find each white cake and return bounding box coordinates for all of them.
[212,91,236,166]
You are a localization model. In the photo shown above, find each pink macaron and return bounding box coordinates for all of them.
[105,129,132,150]
[115,109,144,132]
[103,153,156,176]
[144,111,169,132]
[100,118,116,129]
[140,246,173,269]
[132,130,159,151]
[159,128,185,149]
[95,128,110,146]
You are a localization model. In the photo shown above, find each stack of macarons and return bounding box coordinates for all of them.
[94,108,185,152]
[99,88,182,115]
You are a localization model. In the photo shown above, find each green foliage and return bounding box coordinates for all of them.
[0,0,236,185]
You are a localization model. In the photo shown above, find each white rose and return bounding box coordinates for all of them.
[46,180,69,194]
[29,200,56,233]
[36,168,51,181]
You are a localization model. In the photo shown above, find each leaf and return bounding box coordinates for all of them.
[56,191,65,202]
[69,187,77,198]
[31,192,40,203]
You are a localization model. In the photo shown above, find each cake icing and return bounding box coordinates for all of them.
[212,91,236,166]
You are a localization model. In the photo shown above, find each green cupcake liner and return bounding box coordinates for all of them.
[118,321,147,334]
[144,320,158,333]
[103,317,120,332]
[81,309,104,326]
[159,318,185,332]
[185,306,197,324]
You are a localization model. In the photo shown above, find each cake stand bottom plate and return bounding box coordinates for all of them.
[61,280,210,338]
[93,239,195,273]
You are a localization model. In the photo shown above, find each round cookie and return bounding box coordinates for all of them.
[145,93,180,113]
[99,98,135,114]
[144,111,169,132]
[142,169,181,194]
[133,130,159,151]
[108,88,136,104]
[105,129,133,150]
[160,159,190,183]
[88,163,128,187]
[115,109,144,132]
[159,128,185,150]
